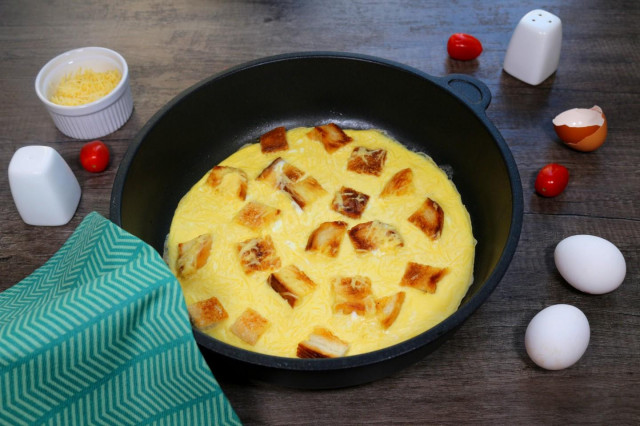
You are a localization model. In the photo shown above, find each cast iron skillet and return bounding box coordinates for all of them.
[111,52,523,389]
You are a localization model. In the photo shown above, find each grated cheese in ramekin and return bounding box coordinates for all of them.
[50,68,121,106]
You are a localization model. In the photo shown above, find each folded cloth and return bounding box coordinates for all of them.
[0,212,241,425]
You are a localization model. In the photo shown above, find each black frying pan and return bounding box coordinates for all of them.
[111,52,523,389]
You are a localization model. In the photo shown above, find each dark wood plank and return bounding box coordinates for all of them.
[1,1,638,424]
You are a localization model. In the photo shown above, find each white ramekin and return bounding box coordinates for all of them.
[35,47,134,140]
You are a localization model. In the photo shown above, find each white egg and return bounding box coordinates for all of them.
[554,235,626,294]
[525,304,590,370]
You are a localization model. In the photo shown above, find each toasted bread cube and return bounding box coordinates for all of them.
[297,327,349,358]
[230,308,269,345]
[206,166,248,200]
[305,221,348,257]
[346,147,387,176]
[188,296,228,330]
[256,157,305,189]
[400,262,449,294]
[408,197,444,240]
[307,123,353,153]
[348,220,404,252]
[282,176,327,209]
[256,157,326,208]
[332,275,375,316]
[234,201,281,231]
[380,168,414,197]
[176,233,213,278]
[331,186,370,219]
[375,292,406,329]
[268,265,317,307]
[260,126,289,153]
[237,235,281,275]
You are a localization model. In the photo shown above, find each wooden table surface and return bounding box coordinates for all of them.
[1,0,638,424]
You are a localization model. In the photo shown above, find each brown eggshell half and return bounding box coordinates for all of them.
[553,106,607,152]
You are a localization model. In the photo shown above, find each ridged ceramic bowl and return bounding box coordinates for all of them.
[35,47,133,140]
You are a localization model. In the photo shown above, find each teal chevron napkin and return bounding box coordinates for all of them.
[0,212,241,425]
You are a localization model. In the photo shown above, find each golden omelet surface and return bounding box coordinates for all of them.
[167,127,475,357]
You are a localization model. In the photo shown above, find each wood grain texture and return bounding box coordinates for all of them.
[1,0,638,424]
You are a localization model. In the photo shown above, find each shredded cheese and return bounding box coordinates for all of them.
[50,68,122,106]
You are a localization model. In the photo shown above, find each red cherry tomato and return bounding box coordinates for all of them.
[535,163,569,197]
[80,140,110,173]
[447,33,483,61]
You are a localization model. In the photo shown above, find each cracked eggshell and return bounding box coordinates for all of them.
[552,105,607,152]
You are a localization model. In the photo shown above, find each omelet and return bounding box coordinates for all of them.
[166,125,475,358]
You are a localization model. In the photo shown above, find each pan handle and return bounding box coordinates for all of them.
[441,74,492,112]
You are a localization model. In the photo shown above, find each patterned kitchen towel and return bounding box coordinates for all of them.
[0,212,241,425]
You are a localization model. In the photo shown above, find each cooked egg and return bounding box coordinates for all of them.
[554,235,626,294]
[552,105,607,152]
[167,127,475,357]
[525,304,590,370]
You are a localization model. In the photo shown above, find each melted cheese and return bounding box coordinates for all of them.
[167,128,476,357]
[50,68,122,106]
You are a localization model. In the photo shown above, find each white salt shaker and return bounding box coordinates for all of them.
[503,9,562,85]
[8,146,81,226]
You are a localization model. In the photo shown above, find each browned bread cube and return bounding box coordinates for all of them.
[332,275,375,316]
[256,157,305,189]
[260,126,289,153]
[375,292,406,329]
[296,327,349,358]
[348,220,404,252]
[331,186,370,219]
[234,201,281,231]
[400,262,449,294]
[230,308,269,345]
[306,123,353,153]
[256,157,326,209]
[282,176,327,209]
[268,265,317,307]
[188,296,228,330]
[346,147,387,176]
[237,235,281,275]
[380,168,414,197]
[176,233,213,278]
[408,197,444,240]
[206,166,248,200]
[305,221,348,257]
